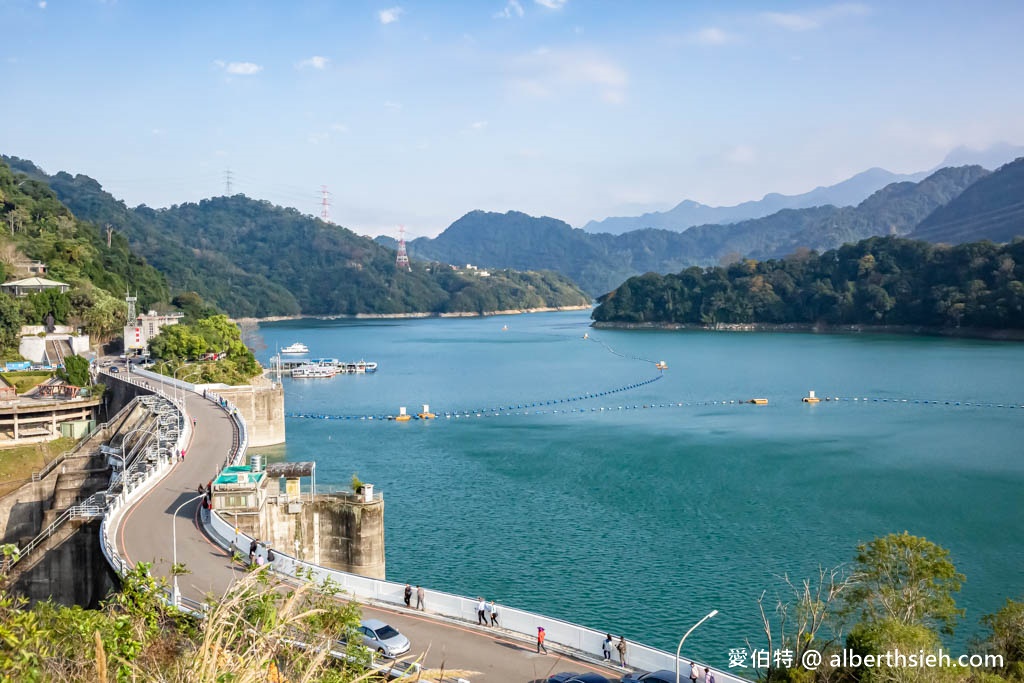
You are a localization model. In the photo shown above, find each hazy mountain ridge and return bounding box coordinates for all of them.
[389,166,989,295]
[583,143,1024,235]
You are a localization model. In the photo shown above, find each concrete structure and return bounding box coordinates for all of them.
[11,260,48,277]
[210,459,384,579]
[0,395,101,444]
[18,333,90,365]
[124,310,184,353]
[208,380,285,446]
[0,276,70,296]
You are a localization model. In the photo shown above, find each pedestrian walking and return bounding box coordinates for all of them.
[404,584,412,607]
[416,585,425,610]
[537,626,548,653]
[616,636,627,667]
[704,668,715,683]
[192,416,197,427]
[484,600,493,624]
[248,539,258,566]
[602,634,613,661]
[489,600,499,626]
[255,553,266,568]
[477,597,487,625]
[689,661,699,683]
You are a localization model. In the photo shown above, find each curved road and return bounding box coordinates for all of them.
[117,389,622,682]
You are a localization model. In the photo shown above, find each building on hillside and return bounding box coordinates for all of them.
[0,277,70,297]
[124,310,184,354]
[11,260,48,277]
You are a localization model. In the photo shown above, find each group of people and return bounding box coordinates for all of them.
[476,597,500,627]
[248,539,275,569]
[688,663,716,683]
[403,584,426,611]
[600,634,629,666]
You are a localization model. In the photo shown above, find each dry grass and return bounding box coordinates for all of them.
[0,437,74,497]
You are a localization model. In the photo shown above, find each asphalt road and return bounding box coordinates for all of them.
[115,388,623,682]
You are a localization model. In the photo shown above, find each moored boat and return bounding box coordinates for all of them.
[281,342,309,354]
[291,364,336,378]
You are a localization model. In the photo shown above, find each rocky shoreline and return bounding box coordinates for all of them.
[590,320,1024,341]
[232,304,592,325]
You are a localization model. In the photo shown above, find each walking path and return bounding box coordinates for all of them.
[115,389,625,682]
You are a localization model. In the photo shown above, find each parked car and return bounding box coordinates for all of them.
[109,367,120,374]
[549,672,612,683]
[621,671,681,683]
[358,619,410,658]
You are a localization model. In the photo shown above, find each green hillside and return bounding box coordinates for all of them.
[911,157,1024,244]
[4,157,589,317]
[393,166,989,296]
[592,236,1024,330]
[0,159,169,351]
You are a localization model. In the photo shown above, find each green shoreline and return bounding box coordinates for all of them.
[232,304,593,325]
[590,320,1024,341]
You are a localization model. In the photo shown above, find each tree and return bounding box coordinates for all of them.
[979,598,1024,680]
[844,532,965,635]
[57,355,90,387]
[0,294,23,353]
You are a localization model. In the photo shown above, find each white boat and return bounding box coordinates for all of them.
[364,362,378,373]
[291,364,336,378]
[281,343,309,354]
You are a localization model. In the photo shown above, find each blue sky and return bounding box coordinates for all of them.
[2,0,1023,236]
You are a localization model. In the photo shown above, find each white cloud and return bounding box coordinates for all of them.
[692,27,736,45]
[379,7,404,24]
[38,1,46,8]
[494,0,524,19]
[470,121,488,130]
[215,60,263,75]
[724,145,757,165]
[298,56,330,70]
[534,0,567,8]
[763,3,870,31]
[508,48,627,104]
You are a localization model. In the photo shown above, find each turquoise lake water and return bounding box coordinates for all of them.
[246,311,1024,667]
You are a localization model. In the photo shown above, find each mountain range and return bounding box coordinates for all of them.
[2,156,589,318]
[388,165,994,295]
[582,143,1024,234]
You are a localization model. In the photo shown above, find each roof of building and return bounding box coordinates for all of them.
[1,276,69,287]
[264,461,316,478]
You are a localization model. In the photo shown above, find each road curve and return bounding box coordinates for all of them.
[116,390,623,682]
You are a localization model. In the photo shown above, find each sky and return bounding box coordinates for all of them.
[2,0,1024,237]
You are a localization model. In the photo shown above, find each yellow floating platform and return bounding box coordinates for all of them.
[802,397,820,403]
[417,412,436,419]
[750,398,768,405]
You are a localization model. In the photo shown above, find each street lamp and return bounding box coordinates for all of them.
[173,365,204,420]
[171,492,206,608]
[676,609,719,683]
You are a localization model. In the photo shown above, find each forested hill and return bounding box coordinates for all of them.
[591,236,1024,331]
[0,159,169,349]
[389,166,989,296]
[911,157,1024,244]
[4,157,589,317]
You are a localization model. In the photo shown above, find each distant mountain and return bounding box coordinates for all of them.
[583,142,1024,235]
[390,166,989,296]
[4,156,589,317]
[911,157,1024,244]
[582,167,928,234]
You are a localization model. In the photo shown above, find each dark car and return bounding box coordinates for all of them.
[548,674,612,683]
[620,670,681,683]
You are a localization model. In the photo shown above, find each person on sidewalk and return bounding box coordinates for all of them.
[689,661,699,683]
[489,600,499,626]
[537,627,548,654]
[416,585,425,610]
[602,634,613,661]
[616,636,627,667]
[477,597,487,625]
[404,584,412,607]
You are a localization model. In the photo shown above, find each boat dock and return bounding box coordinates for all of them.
[277,357,378,376]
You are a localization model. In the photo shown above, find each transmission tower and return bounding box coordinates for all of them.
[320,185,332,222]
[224,169,234,195]
[125,289,137,322]
[395,225,411,271]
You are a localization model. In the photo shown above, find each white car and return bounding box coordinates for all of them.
[358,619,410,658]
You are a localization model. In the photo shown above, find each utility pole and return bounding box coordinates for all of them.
[224,169,234,195]
[320,185,332,223]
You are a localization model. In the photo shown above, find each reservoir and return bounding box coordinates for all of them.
[248,310,1024,667]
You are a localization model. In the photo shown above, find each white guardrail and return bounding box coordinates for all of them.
[102,368,745,682]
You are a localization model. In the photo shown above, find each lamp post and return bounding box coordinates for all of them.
[676,609,719,683]
[171,492,206,608]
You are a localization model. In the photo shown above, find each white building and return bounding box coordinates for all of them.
[124,310,184,353]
